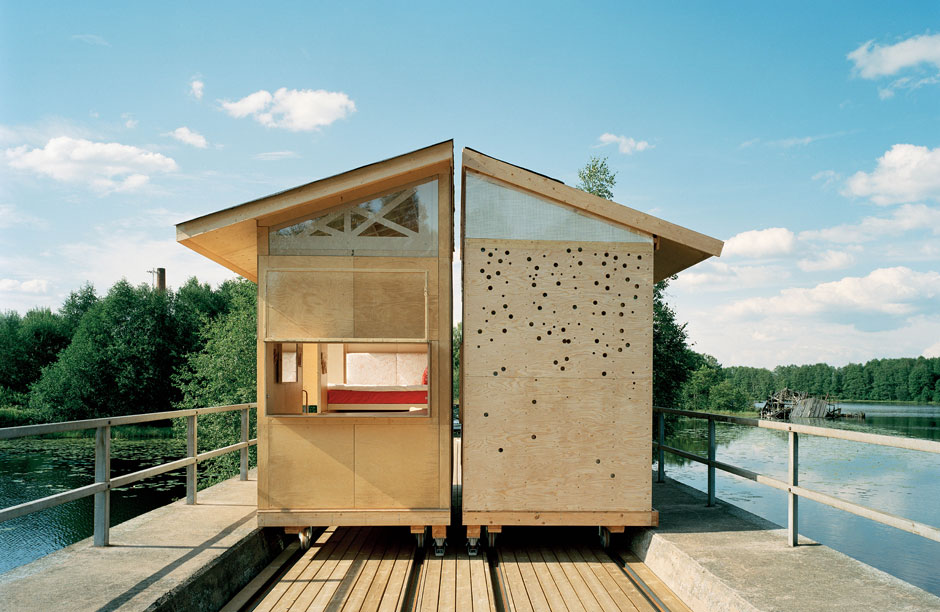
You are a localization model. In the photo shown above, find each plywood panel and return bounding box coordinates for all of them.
[353,270,426,339]
[263,421,355,509]
[354,257,440,341]
[354,424,439,508]
[266,270,354,339]
[462,239,653,516]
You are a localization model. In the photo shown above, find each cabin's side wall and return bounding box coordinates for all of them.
[462,239,653,515]
[256,170,452,525]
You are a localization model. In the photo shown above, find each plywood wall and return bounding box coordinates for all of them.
[462,239,653,513]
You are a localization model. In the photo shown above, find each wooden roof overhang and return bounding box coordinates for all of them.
[461,148,723,283]
[175,140,455,281]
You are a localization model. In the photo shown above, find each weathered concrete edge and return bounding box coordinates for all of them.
[628,476,936,612]
[145,526,289,612]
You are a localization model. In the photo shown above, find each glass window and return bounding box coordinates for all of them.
[464,172,652,243]
[269,180,439,256]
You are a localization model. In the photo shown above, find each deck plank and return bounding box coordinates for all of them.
[552,546,607,612]
[500,547,536,612]
[377,538,415,612]
[291,527,371,611]
[456,552,474,611]
[536,546,587,612]
[359,532,404,612]
[254,527,336,612]
[513,546,553,612]
[438,549,458,612]
[526,547,571,612]
[572,546,641,612]
[325,528,381,612]
[420,548,443,612]
[469,552,493,612]
[270,527,357,612]
[339,529,390,612]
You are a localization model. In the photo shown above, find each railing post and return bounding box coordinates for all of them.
[788,430,799,546]
[707,418,716,507]
[186,414,197,504]
[93,424,110,546]
[240,408,248,481]
[656,411,665,483]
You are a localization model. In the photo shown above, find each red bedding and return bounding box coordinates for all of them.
[328,389,428,404]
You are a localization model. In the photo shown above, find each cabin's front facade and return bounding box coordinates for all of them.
[176,141,455,548]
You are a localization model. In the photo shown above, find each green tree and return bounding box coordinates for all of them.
[652,279,700,408]
[452,323,462,401]
[174,278,258,487]
[576,156,617,200]
[58,283,98,337]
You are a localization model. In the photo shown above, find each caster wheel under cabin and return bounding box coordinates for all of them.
[466,538,480,557]
[298,527,313,551]
[433,538,446,557]
[598,527,611,549]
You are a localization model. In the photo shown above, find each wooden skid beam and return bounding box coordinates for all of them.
[462,511,659,526]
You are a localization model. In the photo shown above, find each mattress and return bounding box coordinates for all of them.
[327,384,428,405]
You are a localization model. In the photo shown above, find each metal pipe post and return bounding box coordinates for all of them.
[186,415,197,504]
[240,408,248,481]
[93,425,110,546]
[656,412,665,483]
[788,430,799,546]
[707,419,716,507]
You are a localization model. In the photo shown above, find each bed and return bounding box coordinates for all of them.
[325,350,429,413]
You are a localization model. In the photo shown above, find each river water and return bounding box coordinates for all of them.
[0,433,186,575]
[658,402,940,596]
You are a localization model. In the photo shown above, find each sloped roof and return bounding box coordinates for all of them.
[461,148,722,282]
[175,140,454,281]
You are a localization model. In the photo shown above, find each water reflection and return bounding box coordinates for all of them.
[0,436,185,574]
[658,403,940,596]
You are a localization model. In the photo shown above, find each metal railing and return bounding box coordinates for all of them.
[653,407,940,547]
[0,403,257,546]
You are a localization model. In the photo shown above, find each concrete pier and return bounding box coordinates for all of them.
[625,475,940,612]
[0,469,285,612]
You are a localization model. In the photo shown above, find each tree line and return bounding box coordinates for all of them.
[723,359,940,404]
[0,278,257,426]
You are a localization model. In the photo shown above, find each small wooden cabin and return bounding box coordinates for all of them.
[459,149,722,544]
[176,141,454,548]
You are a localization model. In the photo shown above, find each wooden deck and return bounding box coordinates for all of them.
[495,528,689,612]
[254,526,416,612]
[415,545,496,612]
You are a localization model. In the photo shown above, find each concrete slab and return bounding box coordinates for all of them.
[0,469,284,612]
[626,475,940,612]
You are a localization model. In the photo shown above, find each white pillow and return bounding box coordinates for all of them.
[397,353,427,385]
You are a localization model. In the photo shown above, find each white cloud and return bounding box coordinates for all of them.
[800,204,940,243]
[723,227,795,258]
[844,144,940,204]
[253,151,299,161]
[122,113,138,129]
[5,136,177,193]
[596,133,652,155]
[797,250,855,272]
[0,278,49,293]
[726,267,940,318]
[739,138,760,148]
[221,87,355,131]
[190,79,204,100]
[0,204,45,229]
[673,261,787,290]
[848,33,940,79]
[923,340,940,358]
[71,34,110,47]
[812,170,841,187]
[166,126,208,148]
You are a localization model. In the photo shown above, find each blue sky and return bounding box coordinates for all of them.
[1,2,938,368]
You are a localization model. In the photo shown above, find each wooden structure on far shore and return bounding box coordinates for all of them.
[459,148,723,544]
[176,141,455,550]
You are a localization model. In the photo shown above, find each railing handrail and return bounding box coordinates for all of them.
[0,402,257,440]
[0,403,258,547]
[654,407,940,454]
[652,406,940,548]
